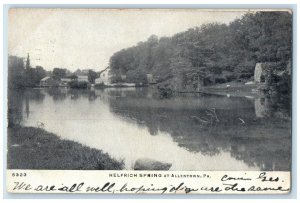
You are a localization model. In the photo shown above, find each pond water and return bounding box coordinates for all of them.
[10,87,291,171]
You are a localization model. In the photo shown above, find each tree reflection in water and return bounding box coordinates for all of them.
[106,88,291,171]
[9,87,291,171]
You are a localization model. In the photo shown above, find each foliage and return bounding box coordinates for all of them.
[52,68,67,79]
[109,12,292,90]
[157,84,175,99]
[8,126,124,170]
[88,70,98,84]
[8,56,26,89]
[25,66,47,87]
[25,53,30,71]
[8,55,46,88]
[69,80,90,89]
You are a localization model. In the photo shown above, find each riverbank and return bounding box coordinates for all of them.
[7,126,124,170]
[199,81,264,98]
[155,81,264,98]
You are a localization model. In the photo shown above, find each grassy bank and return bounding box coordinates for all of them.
[7,126,124,170]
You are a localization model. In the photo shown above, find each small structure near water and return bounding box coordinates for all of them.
[254,62,285,84]
[40,76,89,88]
[253,61,291,100]
[254,63,269,83]
[40,76,60,87]
[60,78,72,86]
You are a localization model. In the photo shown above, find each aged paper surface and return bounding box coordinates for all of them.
[7,8,292,194]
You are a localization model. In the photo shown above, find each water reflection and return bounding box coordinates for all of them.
[254,97,290,119]
[10,87,291,171]
[8,89,45,125]
[255,98,270,118]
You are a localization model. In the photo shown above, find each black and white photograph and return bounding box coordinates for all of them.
[6,8,293,194]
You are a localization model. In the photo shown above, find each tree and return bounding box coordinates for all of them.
[88,70,98,84]
[35,66,46,80]
[25,53,30,71]
[24,53,32,86]
[8,56,26,89]
[9,55,48,88]
[108,11,292,90]
[52,68,67,79]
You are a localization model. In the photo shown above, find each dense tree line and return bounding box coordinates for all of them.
[8,55,99,89]
[109,11,292,91]
[8,55,47,89]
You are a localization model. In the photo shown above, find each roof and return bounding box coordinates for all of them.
[41,76,50,81]
[98,67,109,75]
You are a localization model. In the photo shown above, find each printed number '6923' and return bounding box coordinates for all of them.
[12,173,27,177]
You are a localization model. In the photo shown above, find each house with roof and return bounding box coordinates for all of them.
[60,78,72,86]
[95,68,111,86]
[40,76,60,87]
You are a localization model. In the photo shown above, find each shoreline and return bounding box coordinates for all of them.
[7,126,124,170]
[173,81,265,98]
[198,82,264,98]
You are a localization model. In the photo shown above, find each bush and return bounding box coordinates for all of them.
[69,81,90,89]
[215,77,227,84]
[157,85,174,99]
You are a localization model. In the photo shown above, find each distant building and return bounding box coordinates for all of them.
[61,78,72,82]
[95,68,111,85]
[60,78,72,86]
[40,76,60,87]
[77,75,89,82]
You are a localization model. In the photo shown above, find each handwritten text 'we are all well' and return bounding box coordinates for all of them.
[11,172,289,194]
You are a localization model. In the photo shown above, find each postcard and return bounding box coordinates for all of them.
[6,8,292,194]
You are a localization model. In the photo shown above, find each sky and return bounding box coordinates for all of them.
[8,9,248,72]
